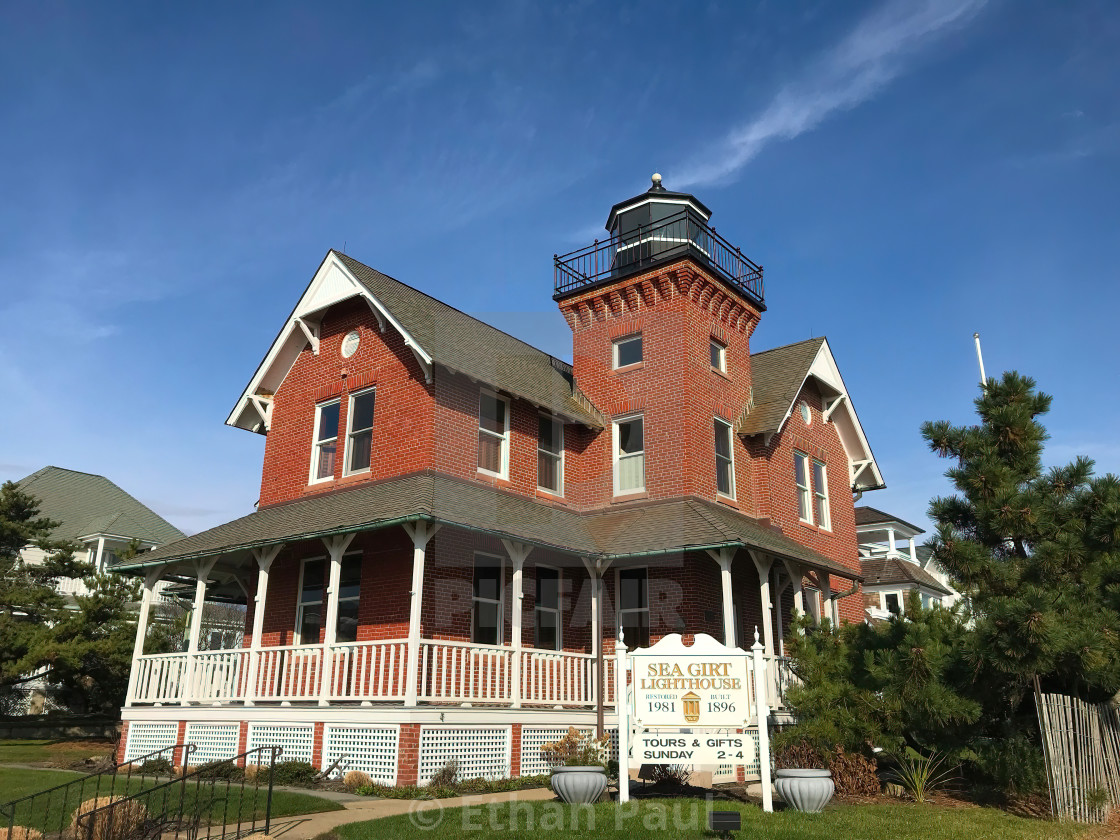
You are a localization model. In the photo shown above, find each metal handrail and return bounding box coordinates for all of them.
[554,209,764,305]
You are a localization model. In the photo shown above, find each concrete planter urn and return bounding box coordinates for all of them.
[775,769,835,813]
[550,766,608,804]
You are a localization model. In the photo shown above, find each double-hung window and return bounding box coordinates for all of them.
[472,554,503,645]
[618,568,650,648]
[534,566,561,650]
[884,592,902,615]
[477,391,510,478]
[344,389,376,475]
[295,559,325,645]
[310,400,341,483]
[710,339,726,372]
[714,418,735,498]
[812,459,830,530]
[614,415,645,494]
[613,334,642,369]
[794,452,812,522]
[335,552,362,643]
[537,413,564,495]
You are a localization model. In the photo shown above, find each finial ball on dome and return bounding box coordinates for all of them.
[651,173,662,185]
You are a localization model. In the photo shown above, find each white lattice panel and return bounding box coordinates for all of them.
[322,725,399,786]
[184,723,239,764]
[419,726,510,784]
[124,722,179,762]
[711,728,763,782]
[247,723,314,765]
[519,727,618,777]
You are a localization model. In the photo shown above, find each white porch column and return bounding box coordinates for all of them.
[93,536,106,574]
[775,570,789,655]
[706,547,737,648]
[319,533,357,706]
[783,559,805,618]
[125,566,163,707]
[245,544,283,706]
[501,540,532,709]
[182,557,217,706]
[403,521,441,707]
[908,537,917,563]
[887,528,897,554]
[820,572,833,628]
[749,551,775,656]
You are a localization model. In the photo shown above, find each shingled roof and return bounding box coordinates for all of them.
[115,471,859,581]
[16,466,185,545]
[855,506,924,534]
[336,254,604,427]
[861,556,952,596]
[737,337,825,437]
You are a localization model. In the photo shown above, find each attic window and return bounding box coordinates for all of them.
[341,330,360,358]
[800,402,811,424]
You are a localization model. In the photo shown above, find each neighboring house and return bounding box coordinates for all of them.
[856,505,960,620]
[112,176,885,786]
[15,466,186,601]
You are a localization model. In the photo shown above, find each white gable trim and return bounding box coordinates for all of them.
[226,251,432,433]
[768,340,885,491]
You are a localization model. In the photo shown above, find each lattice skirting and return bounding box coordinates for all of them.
[247,723,315,765]
[418,726,510,785]
[124,722,179,763]
[712,727,763,782]
[322,725,399,786]
[183,722,240,764]
[520,727,620,777]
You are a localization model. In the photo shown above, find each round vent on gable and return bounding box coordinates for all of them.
[341,330,360,358]
[800,402,811,424]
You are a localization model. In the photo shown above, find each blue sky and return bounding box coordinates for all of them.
[0,0,1117,536]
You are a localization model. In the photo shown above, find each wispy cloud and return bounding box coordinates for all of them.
[673,0,987,187]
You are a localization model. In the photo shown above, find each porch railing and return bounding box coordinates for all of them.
[128,641,789,710]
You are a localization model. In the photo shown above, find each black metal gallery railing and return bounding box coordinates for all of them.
[554,210,764,306]
[2,744,283,840]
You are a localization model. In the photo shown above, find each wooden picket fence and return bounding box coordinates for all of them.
[1035,689,1120,823]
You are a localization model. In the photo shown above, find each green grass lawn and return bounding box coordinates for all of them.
[0,739,115,767]
[0,766,342,833]
[334,799,1092,840]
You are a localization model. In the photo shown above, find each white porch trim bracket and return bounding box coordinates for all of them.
[245,544,283,706]
[182,557,218,706]
[746,550,775,656]
[781,558,806,632]
[125,566,164,707]
[319,533,357,706]
[501,540,533,709]
[403,521,441,707]
[705,547,737,648]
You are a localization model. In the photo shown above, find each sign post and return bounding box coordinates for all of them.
[617,631,772,812]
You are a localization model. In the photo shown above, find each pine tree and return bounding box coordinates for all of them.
[923,371,1120,712]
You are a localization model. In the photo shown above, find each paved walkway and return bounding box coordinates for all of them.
[261,788,558,840]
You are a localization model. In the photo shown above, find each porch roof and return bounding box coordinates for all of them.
[112,471,859,581]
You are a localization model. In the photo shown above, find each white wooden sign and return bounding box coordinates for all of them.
[635,732,755,766]
[633,652,750,727]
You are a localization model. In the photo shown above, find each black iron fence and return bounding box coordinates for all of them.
[554,210,764,306]
[2,744,282,840]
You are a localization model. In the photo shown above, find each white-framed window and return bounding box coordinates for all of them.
[310,400,341,483]
[714,417,735,498]
[618,567,649,649]
[534,566,561,651]
[472,553,504,646]
[794,451,812,522]
[710,339,726,372]
[612,334,642,369]
[613,414,646,495]
[477,391,510,478]
[336,551,363,644]
[812,459,830,530]
[883,592,902,615]
[295,558,326,645]
[537,413,564,495]
[800,401,812,424]
[344,389,376,476]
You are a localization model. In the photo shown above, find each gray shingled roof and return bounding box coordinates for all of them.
[336,253,604,428]
[861,556,953,596]
[737,337,825,437]
[16,467,185,545]
[855,506,924,534]
[115,471,858,580]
